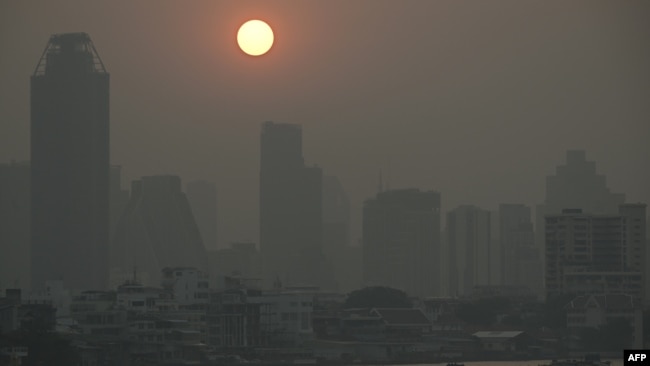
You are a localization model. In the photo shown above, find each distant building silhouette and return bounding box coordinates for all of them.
[109,165,129,244]
[363,189,441,297]
[447,205,493,297]
[186,180,218,250]
[499,204,543,298]
[0,161,30,290]
[30,33,110,291]
[323,175,360,292]
[111,175,207,287]
[545,205,646,302]
[536,151,625,254]
[259,121,334,289]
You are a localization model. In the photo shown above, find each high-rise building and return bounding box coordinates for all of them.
[545,205,646,302]
[499,204,543,297]
[110,175,207,287]
[259,121,333,289]
[362,189,441,297]
[447,205,493,297]
[30,33,110,291]
[0,161,30,290]
[109,165,129,243]
[323,175,360,292]
[536,150,625,256]
[186,180,218,250]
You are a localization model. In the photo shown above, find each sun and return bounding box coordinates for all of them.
[237,20,274,56]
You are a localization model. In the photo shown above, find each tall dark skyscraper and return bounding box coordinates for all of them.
[259,121,333,289]
[30,33,110,290]
[363,189,441,297]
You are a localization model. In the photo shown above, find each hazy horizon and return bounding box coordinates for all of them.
[1,0,648,247]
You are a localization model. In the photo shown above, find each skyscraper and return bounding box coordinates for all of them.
[259,121,333,289]
[447,205,493,297]
[545,205,646,302]
[110,175,207,287]
[536,151,625,252]
[186,180,218,250]
[323,175,361,292]
[0,161,30,290]
[30,33,109,291]
[499,204,543,297]
[363,189,441,297]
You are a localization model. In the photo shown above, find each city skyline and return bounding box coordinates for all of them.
[1,1,648,246]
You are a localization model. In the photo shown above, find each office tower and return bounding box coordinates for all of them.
[30,33,109,291]
[109,165,129,243]
[186,180,218,250]
[545,205,646,302]
[363,189,441,297]
[323,175,360,291]
[536,150,625,253]
[447,205,493,297]
[0,161,30,290]
[259,121,333,289]
[111,175,207,287]
[499,204,543,297]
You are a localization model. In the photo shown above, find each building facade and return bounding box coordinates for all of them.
[111,175,207,287]
[0,161,30,290]
[545,205,646,302]
[30,33,110,291]
[499,204,543,298]
[536,150,625,268]
[363,189,441,297]
[447,205,493,297]
[186,180,218,251]
[259,121,333,289]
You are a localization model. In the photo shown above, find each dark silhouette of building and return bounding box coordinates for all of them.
[259,121,333,289]
[30,33,110,291]
[110,175,207,287]
[536,151,625,254]
[363,189,441,297]
[447,205,493,297]
[323,175,361,292]
[0,161,30,290]
[499,204,543,298]
[545,205,646,302]
[109,165,129,244]
[186,180,218,250]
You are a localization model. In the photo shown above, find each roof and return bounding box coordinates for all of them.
[473,331,524,338]
[565,293,641,310]
[371,308,430,325]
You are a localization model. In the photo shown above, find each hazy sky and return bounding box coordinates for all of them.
[1,0,649,247]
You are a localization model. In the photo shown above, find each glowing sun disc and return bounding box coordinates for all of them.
[237,20,274,56]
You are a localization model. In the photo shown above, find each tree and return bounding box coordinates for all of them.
[344,286,412,309]
[456,297,511,326]
[543,293,576,330]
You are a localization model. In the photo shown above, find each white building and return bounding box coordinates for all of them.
[161,267,209,306]
[545,205,646,302]
[565,293,643,349]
